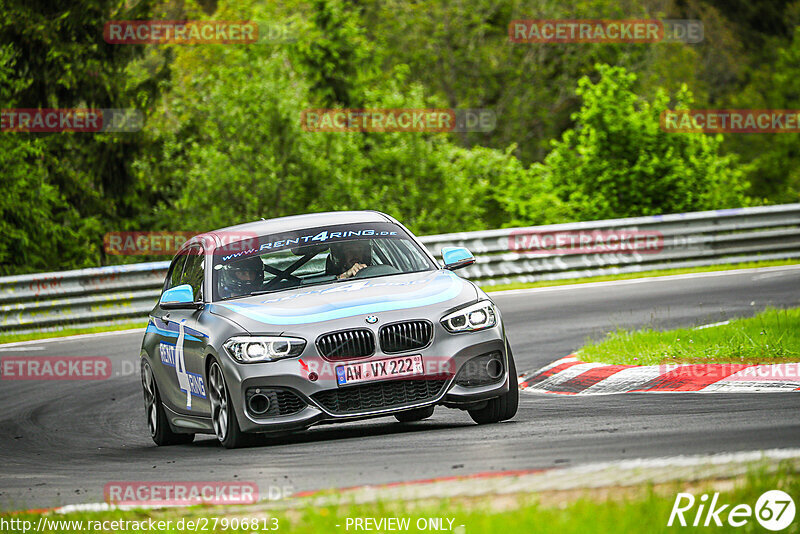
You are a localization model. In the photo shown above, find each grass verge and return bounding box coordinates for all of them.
[579,307,800,366]
[2,462,797,533]
[483,258,800,292]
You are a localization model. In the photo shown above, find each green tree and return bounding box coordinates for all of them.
[134,1,558,237]
[361,0,714,164]
[0,0,169,272]
[541,64,750,221]
[0,45,98,275]
[293,0,375,107]
[724,26,800,203]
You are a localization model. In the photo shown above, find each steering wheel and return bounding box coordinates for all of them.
[353,265,401,278]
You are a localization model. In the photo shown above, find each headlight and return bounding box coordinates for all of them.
[441,300,497,333]
[223,336,306,363]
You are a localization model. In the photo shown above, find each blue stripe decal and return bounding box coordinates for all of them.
[150,317,208,338]
[146,319,204,342]
[215,273,463,325]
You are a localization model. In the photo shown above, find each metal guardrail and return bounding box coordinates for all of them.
[2,204,799,334]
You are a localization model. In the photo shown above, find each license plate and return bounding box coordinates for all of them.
[336,355,423,386]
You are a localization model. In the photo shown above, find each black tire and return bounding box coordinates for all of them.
[394,405,435,423]
[208,359,251,449]
[468,346,519,424]
[141,360,195,446]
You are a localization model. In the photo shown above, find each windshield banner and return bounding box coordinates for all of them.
[216,223,402,263]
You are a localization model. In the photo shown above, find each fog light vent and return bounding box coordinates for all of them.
[245,387,306,417]
[455,352,505,387]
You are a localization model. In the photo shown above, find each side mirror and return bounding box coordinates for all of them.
[441,246,475,271]
[160,284,203,310]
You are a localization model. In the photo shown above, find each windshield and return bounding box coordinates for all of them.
[212,222,436,301]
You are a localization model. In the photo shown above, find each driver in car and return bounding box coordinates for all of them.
[219,255,265,298]
[330,240,372,279]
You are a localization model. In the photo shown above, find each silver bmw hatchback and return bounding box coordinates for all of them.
[140,211,518,448]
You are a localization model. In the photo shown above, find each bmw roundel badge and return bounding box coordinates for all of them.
[365,315,378,324]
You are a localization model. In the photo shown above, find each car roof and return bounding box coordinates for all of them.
[184,210,395,250]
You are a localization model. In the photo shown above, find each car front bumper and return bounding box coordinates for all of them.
[220,324,510,434]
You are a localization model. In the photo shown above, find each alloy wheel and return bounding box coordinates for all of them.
[209,362,229,442]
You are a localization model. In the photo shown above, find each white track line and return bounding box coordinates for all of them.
[0,327,145,348]
[693,320,730,330]
[493,264,800,296]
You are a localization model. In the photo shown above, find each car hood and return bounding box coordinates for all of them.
[207,269,477,332]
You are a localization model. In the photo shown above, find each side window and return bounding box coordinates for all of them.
[180,246,205,301]
[164,254,188,291]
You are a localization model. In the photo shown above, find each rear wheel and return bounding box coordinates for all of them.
[141,360,194,446]
[394,405,435,423]
[468,346,519,424]
[208,360,251,449]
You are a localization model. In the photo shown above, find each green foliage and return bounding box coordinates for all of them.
[1,0,796,276]
[541,64,750,221]
[723,26,800,203]
[0,0,165,273]
[361,0,713,164]
[293,0,376,107]
[0,45,101,275]
[135,2,554,237]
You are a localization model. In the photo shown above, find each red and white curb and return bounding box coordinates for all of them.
[519,355,800,395]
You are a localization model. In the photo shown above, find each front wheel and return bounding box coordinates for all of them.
[141,360,194,446]
[208,360,251,449]
[468,346,519,424]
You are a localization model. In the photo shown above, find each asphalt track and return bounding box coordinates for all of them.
[1,266,799,511]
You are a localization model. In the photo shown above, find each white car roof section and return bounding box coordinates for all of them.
[212,211,392,237]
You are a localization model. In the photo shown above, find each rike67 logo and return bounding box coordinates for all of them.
[668,490,795,530]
